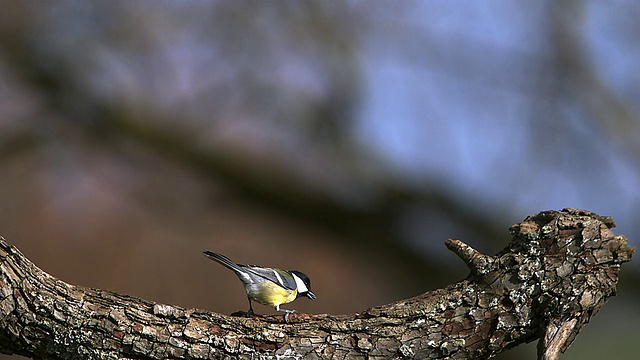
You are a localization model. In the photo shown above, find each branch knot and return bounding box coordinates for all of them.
[446,239,495,276]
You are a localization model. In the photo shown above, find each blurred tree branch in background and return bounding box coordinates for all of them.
[0,1,508,283]
[552,1,640,160]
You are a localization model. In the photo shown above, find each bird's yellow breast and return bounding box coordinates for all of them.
[248,281,297,307]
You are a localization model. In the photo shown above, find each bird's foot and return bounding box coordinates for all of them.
[283,309,296,323]
[230,310,259,318]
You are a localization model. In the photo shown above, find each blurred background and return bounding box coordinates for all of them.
[0,1,638,359]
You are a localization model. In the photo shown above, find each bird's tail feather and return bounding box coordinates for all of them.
[203,251,245,273]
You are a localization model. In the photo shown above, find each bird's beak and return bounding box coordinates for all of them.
[306,291,316,300]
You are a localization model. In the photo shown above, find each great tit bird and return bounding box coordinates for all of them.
[203,251,316,320]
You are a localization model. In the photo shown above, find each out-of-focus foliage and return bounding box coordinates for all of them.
[0,1,638,359]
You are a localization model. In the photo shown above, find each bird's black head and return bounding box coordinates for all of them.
[291,270,316,300]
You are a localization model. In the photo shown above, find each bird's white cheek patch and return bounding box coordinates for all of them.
[292,273,308,292]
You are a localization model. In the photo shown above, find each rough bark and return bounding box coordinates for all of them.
[0,209,634,359]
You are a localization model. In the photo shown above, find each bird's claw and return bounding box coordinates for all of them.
[284,310,296,323]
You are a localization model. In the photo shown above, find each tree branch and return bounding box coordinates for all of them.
[445,239,495,276]
[0,209,634,359]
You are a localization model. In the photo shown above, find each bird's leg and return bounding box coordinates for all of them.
[275,305,296,323]
[230,298,258,318]
[247,297,255,317]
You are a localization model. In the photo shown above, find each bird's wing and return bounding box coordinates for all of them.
[244,266,297,290]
